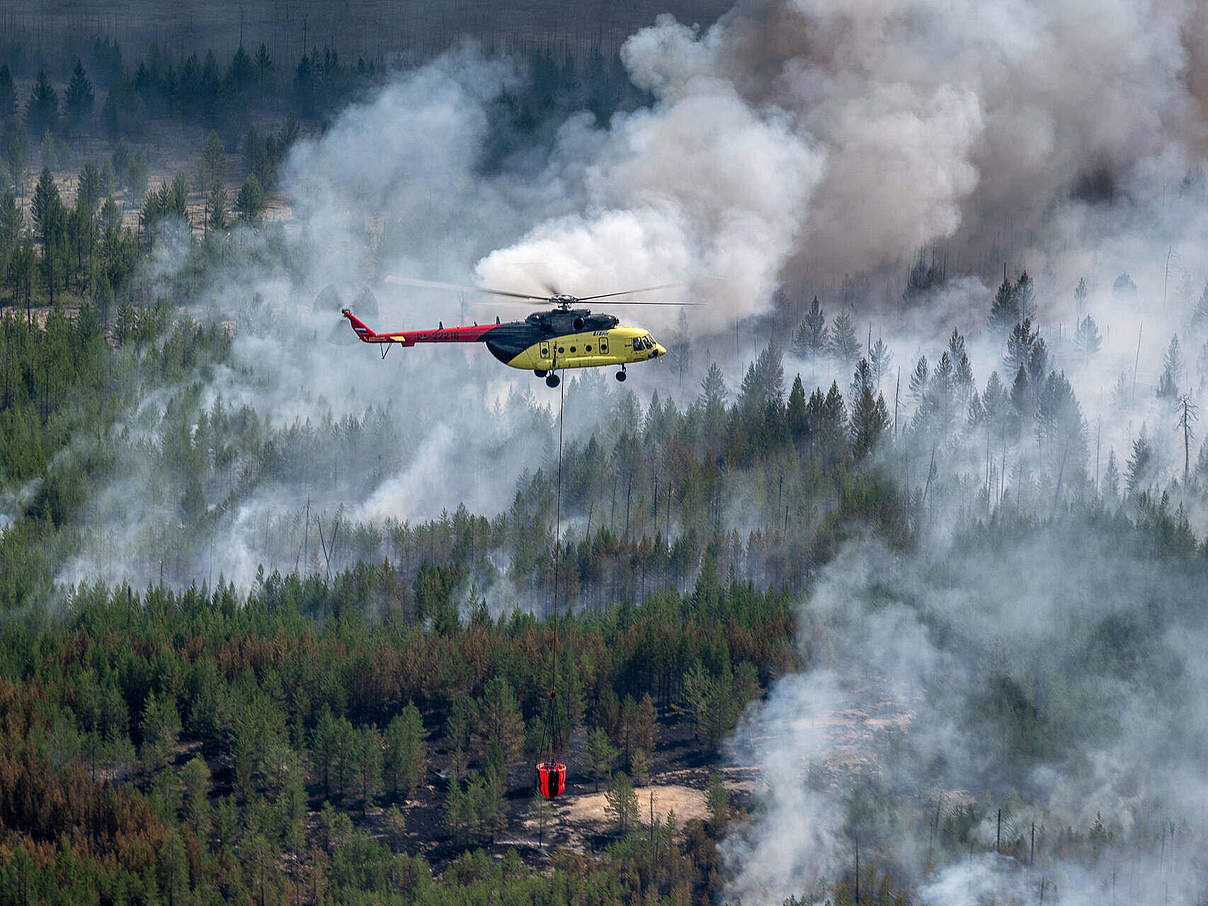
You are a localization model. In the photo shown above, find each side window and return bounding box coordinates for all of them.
[633,339,642,351]
[601,341,608,353]
[540,345,550,358]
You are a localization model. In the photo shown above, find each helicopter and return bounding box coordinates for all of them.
[341,278,692,387]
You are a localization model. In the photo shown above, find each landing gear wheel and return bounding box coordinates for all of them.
[615,368,627,382]
[534,369,548,378]
[546,373,561,388]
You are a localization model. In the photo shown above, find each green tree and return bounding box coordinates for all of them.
[383,804,407,850]
[829,310,859,364]
[30,168,66,303]
[127,150,149,203]
[988,274,1017,334]
[312,705,341,800]
[180,755,212,836]
[235,172,265,221]
[604,771,640,834]
[1073,315,1101,362]
[100,196,122,233]
[39,129,57,172]
[384,703,427,799]
[6,132,30,204]
[473,676,525,763]
[739,341,785,410]
[869,337,893,388]
[1014,270,1035,322]
[140,691,182,775]
[792,295,828,360]
[64,61,95,126]
[1125,428,1154,495]
[444,776,470,845]
[850,385,890,461]
[629,748,650,787]
[1158,335,1183,399]
[0,64,14,118]
[706,771,729,830]
[77,162,104,214]
[352,724,383,812]
[583,726,618,792]
[30,169,61,240]
[25,72,58,137]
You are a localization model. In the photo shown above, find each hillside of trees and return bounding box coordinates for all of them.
[4,23,1208,906]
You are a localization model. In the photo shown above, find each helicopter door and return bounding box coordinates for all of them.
[599,338,608,355]
[540,343,552,364]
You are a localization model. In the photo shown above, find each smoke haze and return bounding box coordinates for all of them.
[33,5,1208,898]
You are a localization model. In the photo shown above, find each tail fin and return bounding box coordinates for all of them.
[342,309,380,342]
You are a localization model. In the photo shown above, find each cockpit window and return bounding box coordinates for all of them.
[642,336,654,350]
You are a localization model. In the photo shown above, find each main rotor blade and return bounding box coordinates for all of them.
[577,283,682,302]
[384,276,546,301]
[595,300,704,305]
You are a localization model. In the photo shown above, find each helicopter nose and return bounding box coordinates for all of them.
[656,344,666,357]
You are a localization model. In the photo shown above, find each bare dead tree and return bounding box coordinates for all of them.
[1177,394,1198,485]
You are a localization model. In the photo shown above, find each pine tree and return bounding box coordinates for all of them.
[583,726,618,792]
[255,43,275,92]
[0,64,14,118]
[869,337,892,388]
[740,341,785,409]
[64,61,95,125]
[850,386,889,461]
[352,725,383,812]
[24,72,58,137]
[236,172,265,221]
[1005,318,1039,377]
[604,771,640,834]
[229,44,255,92]
[988,274,1017,334]
[473,676,524,762]
[849,357,873,405]
[1103,449,1120,499]
[127,151,149,203]
[908,356,929,406]
[1192,282,1208,334]
[786,374,809,443]
[207,185,228,232]
[384,703,426,799]
[1074,276,1089,317]
[1125,429,1153,495]
[634,693,658,754]
[792,296,828,360]
[39,130,56,172]
[700,361,726,411]
[1158,335,1183,399]
[1074,315,1102,361]
[1014,270,1035,322]
[1027,335,1048,389]
[1010,364,1033,425]
[829,311,859,364]
[706,771,729,830]
[77,162,103,214]
[198,130,225,196]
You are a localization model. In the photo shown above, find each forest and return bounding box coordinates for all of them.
[4,10,1208,906]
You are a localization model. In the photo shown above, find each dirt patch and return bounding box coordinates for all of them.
[556,783,707,829]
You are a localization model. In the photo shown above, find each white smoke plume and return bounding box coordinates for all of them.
[722,528,1208,904]
[480,0,1208,337]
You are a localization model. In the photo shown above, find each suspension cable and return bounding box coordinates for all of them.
[548,376,566,763]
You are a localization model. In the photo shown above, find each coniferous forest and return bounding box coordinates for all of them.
[4,5,1208,905]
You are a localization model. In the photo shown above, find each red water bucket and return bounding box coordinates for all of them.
[536,762,566,799]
